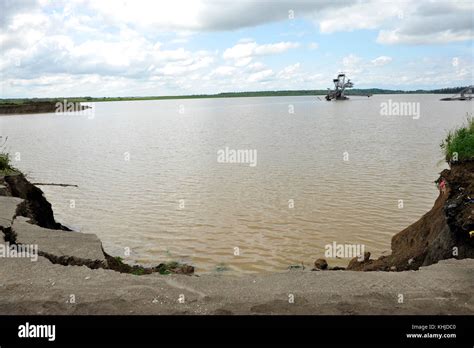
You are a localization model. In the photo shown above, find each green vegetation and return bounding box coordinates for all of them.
[0,153,19,175]
[215,263,230,272]
[288,263,305,270]
[0,152,12,171]
[0,86,469,105]
[155,261,181,275]
[0,137,18,175]
[441,115,474,163]
[131,267,146,276]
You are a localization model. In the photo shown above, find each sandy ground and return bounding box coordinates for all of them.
[0,256,472,315]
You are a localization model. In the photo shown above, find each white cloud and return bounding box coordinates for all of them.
[2,1,471,48]
[1,0,472,98]
[222,41,299,69]
[254,42,300,55]
[210,66,237,76]
[278,63,301,79]
[223,41,299,60]
[93,1,471,46]
[318,2,406,34]
[84,0,343,32]
[234,57,253,67]
[341,54,363,75]
[170,38,189,44]
[377,29,474,45]
[247,69,274,82]
[154,55,215,76]
[247,62,266,72]
[223,42,256,60]
[371,56,392,66]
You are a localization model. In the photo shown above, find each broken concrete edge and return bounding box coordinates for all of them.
[0,174,194,276]
[103,250,195,276]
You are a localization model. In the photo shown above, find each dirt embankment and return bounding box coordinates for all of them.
[0,102,90,115]
[348,161,474,271]
[2,174,67,230]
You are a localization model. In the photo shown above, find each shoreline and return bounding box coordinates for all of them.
[1,92,471,116]
[0,101,91,115]
[0,164,473,314]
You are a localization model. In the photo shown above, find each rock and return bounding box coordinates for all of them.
[172,265,195,275]
[0,184,8,196]
[154,262,194,275]
[390,266,397,271]
[313,258,328,270]
[346,252,372,271]
[12,216,106,268]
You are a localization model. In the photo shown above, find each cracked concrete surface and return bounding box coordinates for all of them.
[0,256,472,314]
[13,216,106,263]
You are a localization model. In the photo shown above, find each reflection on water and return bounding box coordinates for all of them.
[1,95,471,273]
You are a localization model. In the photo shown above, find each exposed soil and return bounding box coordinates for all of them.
[347,161,474,271]
[0,101,90,115]
[2,173,67,230]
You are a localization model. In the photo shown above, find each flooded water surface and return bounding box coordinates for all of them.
[1,95,472,273]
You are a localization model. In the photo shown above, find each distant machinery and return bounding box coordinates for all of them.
[325,73,371,101]
[325,73,353,101]
[440,86,473,101]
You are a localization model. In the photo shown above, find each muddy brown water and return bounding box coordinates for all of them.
[1,95,472,273]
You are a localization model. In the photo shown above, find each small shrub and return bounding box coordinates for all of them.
[440,115,474,163]
[0,152,17,174]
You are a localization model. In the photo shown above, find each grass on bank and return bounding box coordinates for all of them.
[0,152,18,175]
[0,136,18,175]
[441,115,474,163]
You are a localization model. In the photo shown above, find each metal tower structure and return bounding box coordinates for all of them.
[325,73,354,101]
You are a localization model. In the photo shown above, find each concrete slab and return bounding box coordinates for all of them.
[12,216,106,263]
[0,197,23,239]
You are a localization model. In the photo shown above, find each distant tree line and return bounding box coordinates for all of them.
[1,86,471,104]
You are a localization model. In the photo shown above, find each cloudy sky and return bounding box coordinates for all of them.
[0,0,473,98]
